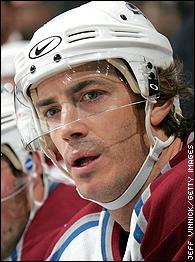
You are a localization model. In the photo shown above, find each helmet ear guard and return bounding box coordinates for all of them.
[108,58,160,100]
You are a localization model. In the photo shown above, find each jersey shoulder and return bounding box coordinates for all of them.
[20,183,89,261]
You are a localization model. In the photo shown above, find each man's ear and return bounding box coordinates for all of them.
[32,151,43,175]
[151,98,173,126]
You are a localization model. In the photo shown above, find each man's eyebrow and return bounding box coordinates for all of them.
[36,98,57,108]
[36,80,96,107]
[69,79,96,94]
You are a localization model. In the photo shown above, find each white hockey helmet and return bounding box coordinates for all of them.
[14,1,174,151]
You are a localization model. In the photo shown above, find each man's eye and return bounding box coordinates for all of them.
[82,91,103,102]
[45,108,60,118]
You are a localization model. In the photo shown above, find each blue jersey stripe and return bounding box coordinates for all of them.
[50,220,99,261]
[133,223,144,244]
[11,248,18,261]
[101,210,110,261]
[134,197,143,216]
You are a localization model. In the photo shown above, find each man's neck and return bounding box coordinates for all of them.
[109,194,140,232]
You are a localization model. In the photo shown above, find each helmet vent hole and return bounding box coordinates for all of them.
[53,54,62,63]
[30,65,36,74]
[120,14,127,20]
[68,30,96,37]
[147,62,153,69]
[66,30,97,43]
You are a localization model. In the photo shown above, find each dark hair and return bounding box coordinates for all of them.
[157,60,194,139]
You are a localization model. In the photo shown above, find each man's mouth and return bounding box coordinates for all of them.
[73,156,100,167]
[67,150,101,169]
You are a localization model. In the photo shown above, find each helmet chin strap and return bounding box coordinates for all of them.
[77,99,175,210]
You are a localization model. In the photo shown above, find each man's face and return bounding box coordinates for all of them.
[36,61,148,203]
[1,157,31,260]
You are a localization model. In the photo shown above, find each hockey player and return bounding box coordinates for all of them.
[14,2,194,260]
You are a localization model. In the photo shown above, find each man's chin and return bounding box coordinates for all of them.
[77,187,109,204]
[76,186,99,202]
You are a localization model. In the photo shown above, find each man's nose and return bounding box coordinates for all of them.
[60,103,89,142]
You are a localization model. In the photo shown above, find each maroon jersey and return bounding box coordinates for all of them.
[11,183,89,261]
[131,132,194,260]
